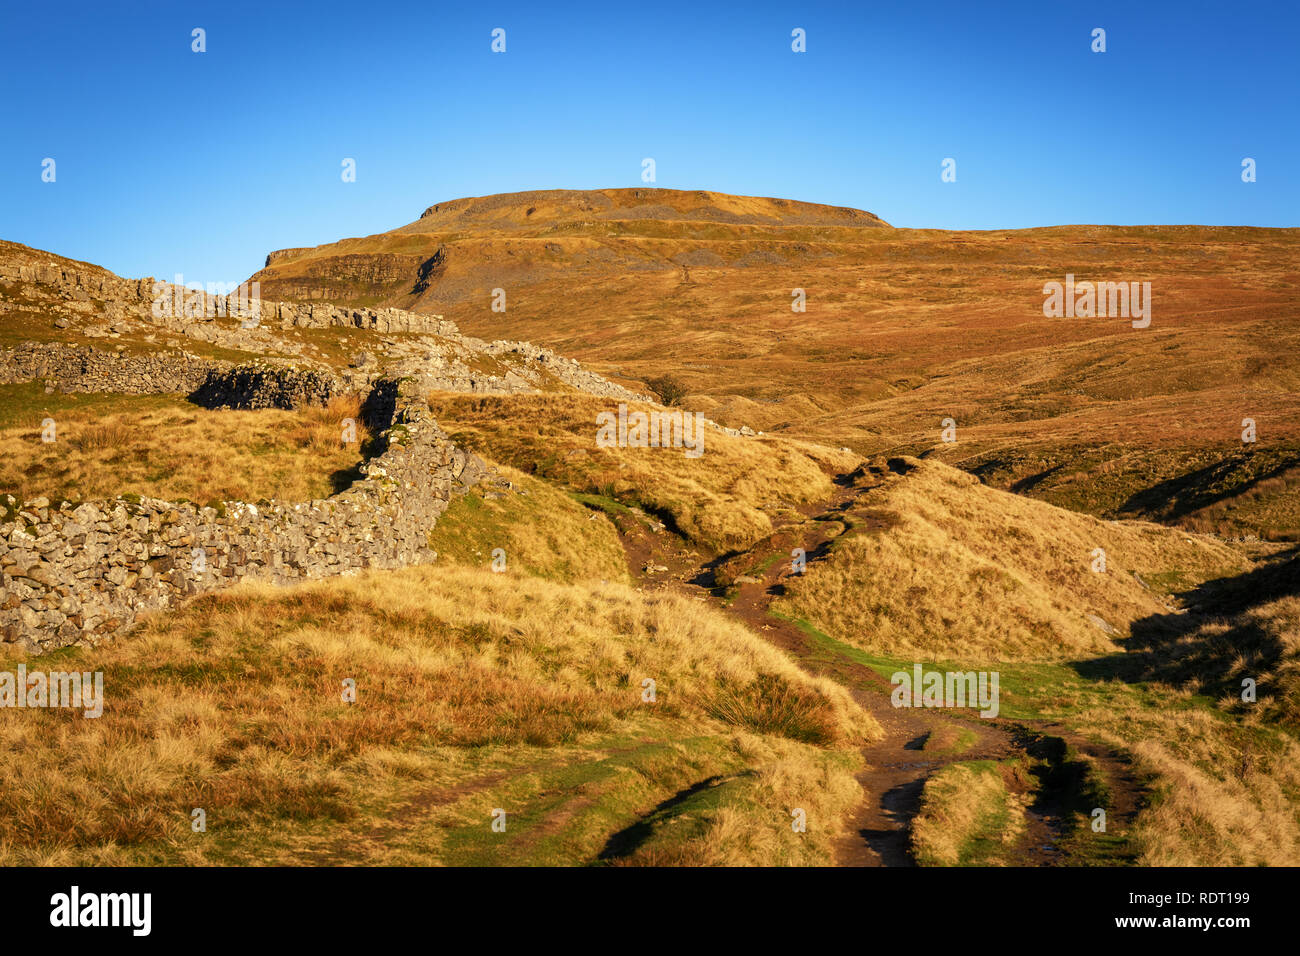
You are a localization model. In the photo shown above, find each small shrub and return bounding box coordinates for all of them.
[646,375,688,407]
[706,674,840,745]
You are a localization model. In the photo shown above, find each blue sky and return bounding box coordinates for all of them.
[1,0,1295,284]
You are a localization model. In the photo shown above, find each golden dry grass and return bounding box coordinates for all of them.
[773,457,1247,661]
[0,564,877,866]
[426,392,854,552]
[0,391,369,506]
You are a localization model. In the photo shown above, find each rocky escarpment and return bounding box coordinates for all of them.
[0,377,490,655]
[1,239,649,403]
[252,251,437,302]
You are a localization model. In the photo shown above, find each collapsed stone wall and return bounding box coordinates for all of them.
[0,378,489,655]
[187,362,344,410]
[0,342,216,395]
[0,341,348,411]
[478,339,648,400]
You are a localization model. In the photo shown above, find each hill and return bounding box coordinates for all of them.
[246,190,1300,540]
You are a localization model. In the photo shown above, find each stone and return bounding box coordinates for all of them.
[15,562,55,586]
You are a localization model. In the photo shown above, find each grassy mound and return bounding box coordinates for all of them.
[427,463,630,585]
[427,392,855,553]
[910,761,1026,866]
[773,457,1246,661]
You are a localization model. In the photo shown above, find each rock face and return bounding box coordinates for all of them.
[135,279,456,336]
[0,255,143,302]
[0,247,456,337]
[0,378,488,655]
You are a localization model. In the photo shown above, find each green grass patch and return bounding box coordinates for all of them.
[922,726,978,756]
[911,760,1023,866]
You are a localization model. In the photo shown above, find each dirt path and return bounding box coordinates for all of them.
[604,468,1143,866]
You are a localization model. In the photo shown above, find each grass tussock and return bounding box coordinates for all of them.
[0,564,877,865]
[705,673,843,745]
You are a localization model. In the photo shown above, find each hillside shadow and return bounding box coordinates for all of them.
[1071,546,1300,703]
[1117,451,1299,522]
[1010,464,1064,495]
[597,772,754,862]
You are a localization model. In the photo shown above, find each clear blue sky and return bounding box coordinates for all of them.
[2,0,1295,285]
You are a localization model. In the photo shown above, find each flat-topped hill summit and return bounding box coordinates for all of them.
[408,187,892,230]
[248,187,891,309]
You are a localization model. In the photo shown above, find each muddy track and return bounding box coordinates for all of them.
[606,468,1145,866]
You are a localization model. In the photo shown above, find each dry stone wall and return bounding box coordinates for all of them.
[0,378,489,655]
[0,246,711,655]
